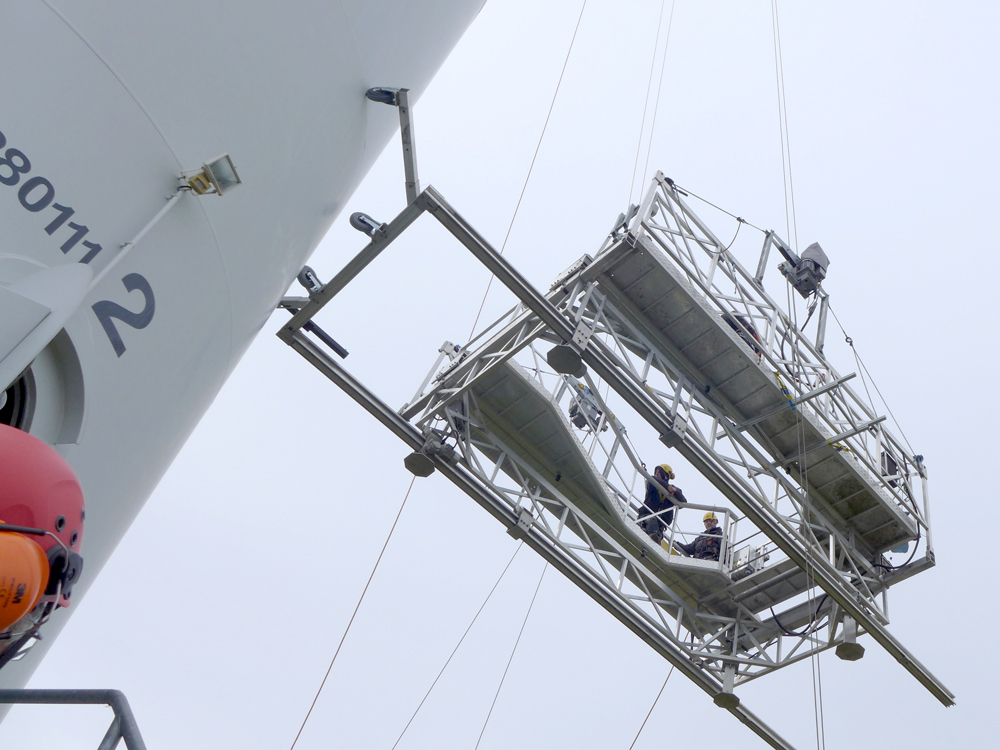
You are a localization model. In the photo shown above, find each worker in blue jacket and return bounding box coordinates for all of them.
[638,464,687,544]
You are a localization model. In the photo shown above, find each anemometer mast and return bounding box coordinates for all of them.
[279,92,951,750]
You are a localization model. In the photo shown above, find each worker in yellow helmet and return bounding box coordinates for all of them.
[678,511,723,561]
[638,463,688,544]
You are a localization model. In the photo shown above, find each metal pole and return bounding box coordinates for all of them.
[91,189,187,291]
[920,463,934,559]
[97,715,122,750]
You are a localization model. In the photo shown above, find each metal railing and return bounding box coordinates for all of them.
[0,689,146,750]
[602,172,926,528]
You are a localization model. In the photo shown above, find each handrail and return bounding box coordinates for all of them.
[0,689,147,750]
[606,173,924,524]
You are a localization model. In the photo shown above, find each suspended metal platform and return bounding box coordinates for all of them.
[277,99,953,748]
[582,235,917,556]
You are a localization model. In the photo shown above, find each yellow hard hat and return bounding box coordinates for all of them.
[703,512,718,521]
[658,464,673,475]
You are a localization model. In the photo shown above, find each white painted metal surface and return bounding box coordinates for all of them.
[0,0,484,690]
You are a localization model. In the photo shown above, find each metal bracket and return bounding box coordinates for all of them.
[570,322,594,351]
[365,87,420,204]
[659,415,688,448]
[507,507,534,539]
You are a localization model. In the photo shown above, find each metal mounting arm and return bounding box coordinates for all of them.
[366,87,421,204]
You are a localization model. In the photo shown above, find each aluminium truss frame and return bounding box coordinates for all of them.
[277,156,953,748]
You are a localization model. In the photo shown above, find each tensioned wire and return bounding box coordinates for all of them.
[474,563,548,750]
[286,6,590,744]
[390,542,524,749]
[468,0,589,340]
[287,477,416,750]
[290,6,593,746]
[628,0,669,208]
[627,666,675,749]
[640,0,676,192]
[771,0,798,251]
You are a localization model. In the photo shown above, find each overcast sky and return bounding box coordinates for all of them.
[2,1,996,748]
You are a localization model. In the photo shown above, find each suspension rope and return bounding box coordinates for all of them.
[474,563,548,750]
[468,0,588,340]
[628,0,669,207]
[288,477,417,750]
[627,666,674,750]
[792,384,826,750]
[391,542,524,750]
[794,408,825,750]
[828,305,916,455]
[770,0,798,250]
[641,0,677,190]
[671,184,767,234]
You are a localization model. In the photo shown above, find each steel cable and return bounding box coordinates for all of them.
[627,666,674,750]
[287,477,416,750]
[468,0,588,340]
[390,543,524,749]
[641,0,677,189]
[473,563,548,750]
[628,0,669,207]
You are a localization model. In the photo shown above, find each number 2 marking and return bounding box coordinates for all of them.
[92,273,155,357]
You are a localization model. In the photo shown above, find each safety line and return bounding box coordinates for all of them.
[628,0,669,208]
[792,377,825,750]
[473,563,548,750]
[770,0,798,251]
[774,0,799,252]
[468,0,589,340]
[287,477,416,750]
[627,666,674,750]
[671,184,767,234]
[828,305,916,455]
[641,0,676,189]
[390,542,524,750]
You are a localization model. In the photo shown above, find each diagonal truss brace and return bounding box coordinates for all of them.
[281,325,796,750]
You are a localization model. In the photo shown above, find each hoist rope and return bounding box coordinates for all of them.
[627,666,675,749]
[641,0,677,190]
[828,305,916,456]
[288,477,416,750]
[391,542,524,749]
[672,184,767,234]
[770,0,798,250]
[468,0,588,340]
[792,386,826,750]
[628,0,669,207]
[474,563,548,750]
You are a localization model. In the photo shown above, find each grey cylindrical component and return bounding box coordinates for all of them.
[801,242,830,275]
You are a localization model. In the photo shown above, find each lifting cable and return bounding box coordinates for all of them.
[628,0,669,207]
[672,184,767,234]
[391,542,524,749]
[793,392,827,750]
[770,0,798,251]
[640,0,677,191]
[627,666,675,750]
[474,563,548,750]
[828,305,916,456]
[288,477,417,750]
[468,0,589,340]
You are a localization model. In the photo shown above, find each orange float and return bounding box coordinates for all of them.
[0,424,84,623]
[0,532,49,632]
